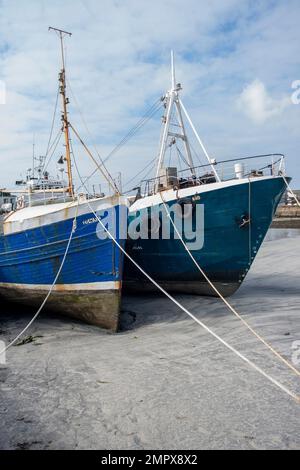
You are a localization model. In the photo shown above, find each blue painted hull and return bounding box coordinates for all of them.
[0,200,127,330]
[124,177,287,295]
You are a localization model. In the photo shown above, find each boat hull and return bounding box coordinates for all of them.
[0,196,128,331]
[124,176,288,296]
[124,279,239,297]
[0,282,121,330]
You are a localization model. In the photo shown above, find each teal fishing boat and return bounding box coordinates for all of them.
[124,53,289,296]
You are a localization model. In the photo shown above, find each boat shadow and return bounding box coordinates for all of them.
[1,271,299,334]
[120,292,231,331]
[0,297,219,335]
[120,271,300,331]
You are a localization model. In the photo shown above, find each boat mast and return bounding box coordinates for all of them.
[155,51,221,184]
[49,26,74,197]
[32,134,35,180]
[155,51,195,182]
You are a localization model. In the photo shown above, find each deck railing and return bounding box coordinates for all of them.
[139,154,285,196]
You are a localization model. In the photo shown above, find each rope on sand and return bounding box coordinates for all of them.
[0,202,79,356]
[159,191,300,379]
[2,168,299,404]
[78,191,299,403]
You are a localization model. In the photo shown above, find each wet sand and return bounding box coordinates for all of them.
[0,234,299,450]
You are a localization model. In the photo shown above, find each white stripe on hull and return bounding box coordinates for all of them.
[3,195,128,235]
[0,281,121,291]
[130,175,282,211]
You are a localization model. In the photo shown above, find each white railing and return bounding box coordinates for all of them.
[139,154,285,196]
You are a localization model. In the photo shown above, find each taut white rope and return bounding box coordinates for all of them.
[79,194,299,403]
[159,191,300,378]
[0,202,79,356]
[282,174,300,207]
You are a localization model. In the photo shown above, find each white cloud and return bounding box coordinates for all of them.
[0,0,299,189]
[237,79,289,124]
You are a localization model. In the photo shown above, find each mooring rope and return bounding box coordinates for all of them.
[2,170,299,402]
[83,196,299,402]
[159,191,300,379]
[0,201,79,356]
[69,149,300,404]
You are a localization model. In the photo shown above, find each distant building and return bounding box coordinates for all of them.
[0,190,16,213]
[278,189,300,206]
[286,189,300,206]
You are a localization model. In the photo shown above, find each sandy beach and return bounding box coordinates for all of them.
[0,231,299,450]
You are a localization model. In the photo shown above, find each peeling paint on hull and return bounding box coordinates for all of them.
[0,197,128,330]
[0,285,121,331]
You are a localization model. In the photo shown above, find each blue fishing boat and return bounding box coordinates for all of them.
[0,196,127,330]
[0,28,128,330]
[124,53,290,296]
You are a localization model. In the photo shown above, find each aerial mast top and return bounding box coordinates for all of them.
[155,51,221,184]
[171,50,176,91]
[49,26,72,70]
[49,26,74,197]
[155,50,195,184]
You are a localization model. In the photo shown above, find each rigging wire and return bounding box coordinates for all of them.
[122,101,176,191]
[39,85,61,177]
[71,98,164,195]
[45,84,60,158]
[168,144,172,167]
[122,157,157,192]
[189,140,206,167]
[66,77,107,168]
[135,160,158,192]
[54,83,164,195]
[176,144,192,169]
[159,191,300,379]
[71,150,299,403]
[176,144,183,172]
[43,130,63,173]
[101,98,163,166]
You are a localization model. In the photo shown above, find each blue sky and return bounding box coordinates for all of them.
[0,0,299,191]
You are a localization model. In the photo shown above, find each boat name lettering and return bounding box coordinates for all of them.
[83,217,98,225]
